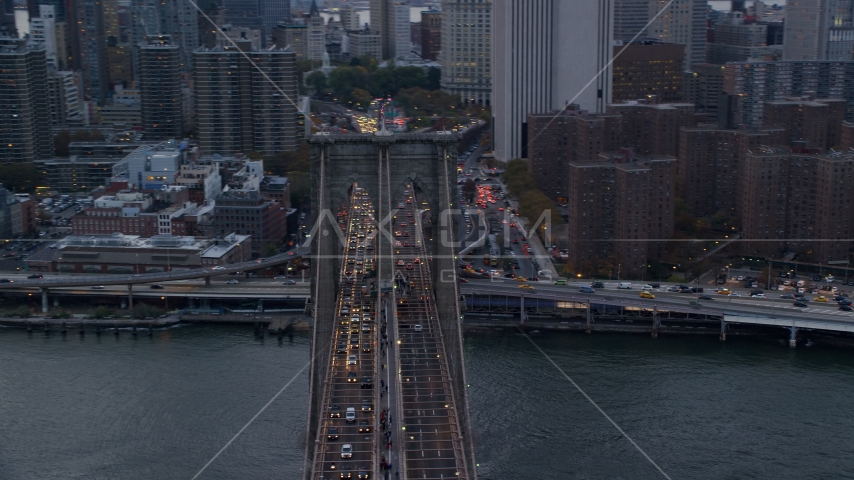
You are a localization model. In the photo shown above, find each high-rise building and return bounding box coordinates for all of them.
[764,97,847,150]
[612,40,684,102]
[1,0,15,37]
[783,0,854,61]
[685,63,724,121]
[259,0,290,34]
[158,0,199,73]
[340,4,361,31]
[29,4,57,68]
[740,147,854,262]
[46,69,82,126]
[566,153,676,278]
[307,0,326,60]
[68,0,109,104]
[492,0,613,161]
[614,0,649,42]
[441,0,491,105]
[193,43,298,156]
[646,0,706,68]
[0,37,52,162]
[420,8,440,61]
[370,0,392,59]
[608,100,699,157]
[347,29,382,59]
[526,107,621,199]
[843,121,854,149]
[391,1,409,59]
[707,12,782,64]
[722,61,854,127]
[138,35,183,140]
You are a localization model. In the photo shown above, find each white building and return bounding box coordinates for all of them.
[783,0,854,60]
[492,0,613,161]
[392,2,410,59]
[29,4,57,69]
[441,0,492,105]
[307,2,327,60]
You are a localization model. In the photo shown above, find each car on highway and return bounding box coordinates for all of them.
[814,296,829,302]
[357,468,369,479]
[554,279,567,285]
[729,292,741,297]
[327,426,339,440]
[282,279,297,285]
[458,278,469,283]
[698,295,714,300]
[91,285,105,290]
[717,288,731,295]
[838,299,853,306]
[341,444,353,458]
[591,281,605,289]
[347,355,357,366]
[780,293,795,299]
[514,276,527,282]
[345,407,356,423]
[329,405,341,418]
[618,282,632,289]
[518,284,534,290]
[751,293,766,298]
[27,274,43,279]
[794,301,808,307]
[360,377,373,389]
[579,286,595,294]
[226,279,239,284]
[840,305,853,312]
[358,420,372,433]
[639,291,655,299]
[150,284,164,289]
[211,266,226,271]
[641,285,654,291]
[347,371,358,383]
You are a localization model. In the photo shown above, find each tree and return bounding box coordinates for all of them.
[0,164,43,192]
[462,179,477,203]
[92,306,112,319]
[426,67,441,90]
[261,243,280,257]
[289,171,311,209]
[305,70,327,95]
[350,88,373,110]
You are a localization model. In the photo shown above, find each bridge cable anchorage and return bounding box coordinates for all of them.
[190,360,310,480]
[520,332,673,480]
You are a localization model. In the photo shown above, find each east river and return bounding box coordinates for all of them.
[1,325,853,479]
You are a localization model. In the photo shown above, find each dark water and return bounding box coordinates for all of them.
[2,326,854,479]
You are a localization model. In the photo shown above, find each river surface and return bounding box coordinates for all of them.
[2,326,854,479]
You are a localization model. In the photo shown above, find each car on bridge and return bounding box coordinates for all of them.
[640,291,655,299]
[345,407,356,423]
[347,355,357,366]
[329,405,341,418]
[579,286,595,294]
[358,420,372,433]
[326,426,339,440]
[518,284,534,290]
[794,301,808,307]
[341,444,353,458]
[211,266,226,271]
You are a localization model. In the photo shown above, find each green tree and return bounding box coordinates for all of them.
[261,243,280,257]
[305,70,327,95]
[426,67,441,90]
[350,88,373,110]
[92,306,112,319]
[369,68,398,97]
[0,164,43,192]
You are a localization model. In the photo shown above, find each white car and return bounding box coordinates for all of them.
[641,285,654,292]
[345,407,356,423]
[729,292,741,297]
[414,324,423,332]
[340,443,353,458]
[211,266,226,271]
[226,279,238,284]
[751,293,766,298]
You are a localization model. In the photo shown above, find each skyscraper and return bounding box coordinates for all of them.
[0,37,52,162]
[646,0,706,68]
[68,0,109,104]
[1,0,16,37]
[193,42,298,156]
[492,0,613,161]
[783,0,854,60]
[613,0,649,42]
[307,0,326,60]
[259,0,290,33]
[370,0,393,59]
[391,2,409,59]
[29,4,57,68]
[420,8,440,61]
[441,0,490,105]
[139,35,183,140]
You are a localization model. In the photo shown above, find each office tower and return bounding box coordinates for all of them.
[193,43,298,156]
[130,1,159,78]
[138,35,183,139]
[707,12,782,64]
[0,38,52,162]
[222,0,264,45]
[68,0,109,104]
[613,0,649,42]
[722,61,854,127]
[347,29,382,59]
[784,0,854,61]
[492,0,613,161]
[646,0,706,68]
[307,0,326,60]
[441,0,490,104]
[420,8,440,60]
[612,40,684,102]
[158,0,199,72]
[259,0,290,33]
[29,4,57,68]
[1,0,15,37]
[391,1,409,58]
[370,0,396,59]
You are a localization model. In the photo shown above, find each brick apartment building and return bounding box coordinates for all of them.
[843,122,854,149]
[740,147,854,263]
[207,190,287,256]
[764,97,846,150]
[526,107,621,199]
[678,126,785,218]
[608,100,701,157]
[566,152,676,278]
